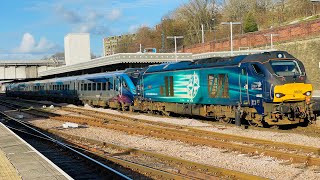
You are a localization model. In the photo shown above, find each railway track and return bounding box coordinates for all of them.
[0,99,264,179]
[2,98,320,167]
[0,112,133,180]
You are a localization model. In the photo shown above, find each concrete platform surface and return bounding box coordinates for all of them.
[0,122,72,180]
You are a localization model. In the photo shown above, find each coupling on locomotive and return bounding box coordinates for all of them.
[6,51,314,127]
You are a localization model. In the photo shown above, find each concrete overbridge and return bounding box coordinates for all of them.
[0,59,64,80]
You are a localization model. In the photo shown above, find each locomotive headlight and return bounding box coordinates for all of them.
[304,91,311,96]
[275,93,285,98]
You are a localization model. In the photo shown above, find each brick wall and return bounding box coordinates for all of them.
[183,19,320,53]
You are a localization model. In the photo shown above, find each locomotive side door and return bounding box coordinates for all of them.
[239,67,250,105]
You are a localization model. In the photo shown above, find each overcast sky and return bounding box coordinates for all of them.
[0,0,187,60]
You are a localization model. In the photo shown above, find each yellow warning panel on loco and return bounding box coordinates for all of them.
[273,83,312,102]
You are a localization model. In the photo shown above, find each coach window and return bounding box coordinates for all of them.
[97,83,101,91]
[108,81,112,90]
[67,84,70,90]
[93,83,97,91]
[88,83,92,91]
[84,84,87,91]
[102,82,106,90]
[122,80,129,90]
[252,64,264,76]
[81,84,84,91]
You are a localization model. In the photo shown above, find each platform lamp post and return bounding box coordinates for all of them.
[264,34,279,49]
[167,36,183,62]
[221,22,241,56]
[212,19,215,42]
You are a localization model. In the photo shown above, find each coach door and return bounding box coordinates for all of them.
[114,76,121,95]
[239,67,250,105]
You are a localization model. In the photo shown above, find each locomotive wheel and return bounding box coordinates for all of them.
[219,117,232,124]
[248,120,259,127]
[161,111,171,116]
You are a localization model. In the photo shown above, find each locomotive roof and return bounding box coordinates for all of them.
[145,51,296,73]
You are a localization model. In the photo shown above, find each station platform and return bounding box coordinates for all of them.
[0,122,72,180]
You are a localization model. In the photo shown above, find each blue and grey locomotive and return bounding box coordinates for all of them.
[133,51,313,126]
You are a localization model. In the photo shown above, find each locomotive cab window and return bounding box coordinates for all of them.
[208,74,229,98]
[251,64,264,76]
[270,60,301,76]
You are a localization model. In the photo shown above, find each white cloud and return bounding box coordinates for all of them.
[107,9,122,21]
[128,24,140,33]
[16,33,36,53]
[14,33,59,53]
[73,22,109,35]
[55,5,81,23]
[35,37,57,52]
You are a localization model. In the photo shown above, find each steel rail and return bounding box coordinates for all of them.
[49,114,320,166]
[45,128,265,180]
[3,99,320,166]
[59,106,320,156]
[0,111,132,180]
[0,99,267,179]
